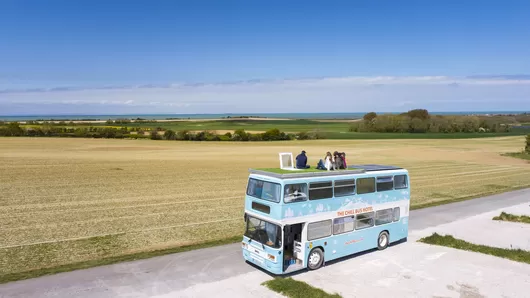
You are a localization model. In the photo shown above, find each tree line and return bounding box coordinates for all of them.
[0,122,323,141]
[350,109,516,133]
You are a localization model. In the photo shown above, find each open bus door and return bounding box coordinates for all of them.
[283,223,305,272]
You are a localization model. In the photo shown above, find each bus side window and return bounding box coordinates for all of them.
[393,207,400,222]
[334,179,356,197]
[355,212,375,230]
[376,176,393,192]
[308,181,333,200]
[394,175,408,189]
[307,220,332,241]
[357,178,375,194]
[333,216,354,235]
[375,208,393,225]
[284,183,308,203]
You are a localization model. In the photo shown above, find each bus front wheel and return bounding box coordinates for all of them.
[307,248,324,270]
[377,231,389,250]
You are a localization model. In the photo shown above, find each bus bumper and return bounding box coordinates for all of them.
[242,248,283,275]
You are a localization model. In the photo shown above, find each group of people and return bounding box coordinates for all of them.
[295,150,347,171]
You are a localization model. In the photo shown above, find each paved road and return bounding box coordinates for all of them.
[1,189,529,298]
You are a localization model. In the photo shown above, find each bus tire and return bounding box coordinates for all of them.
[377,231,389,250]
[307,248,324,270]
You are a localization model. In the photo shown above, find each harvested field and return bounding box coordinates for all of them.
[1,136,529,278]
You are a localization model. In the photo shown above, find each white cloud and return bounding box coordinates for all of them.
[0,76,529,115]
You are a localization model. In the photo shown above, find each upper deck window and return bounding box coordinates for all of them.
[394,174,408,189]
[334,179,356,197]
[376,176,394,192]
[284,183,308,203]
[309,181,333,200]
[247,178,281,203]
[357,177,375,194]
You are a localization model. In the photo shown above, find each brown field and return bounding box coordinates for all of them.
[1,136,529,277]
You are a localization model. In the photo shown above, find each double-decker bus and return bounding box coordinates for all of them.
[241,164,410,274]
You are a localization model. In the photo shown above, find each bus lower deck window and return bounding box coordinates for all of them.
[356,212,375,229]
[375,208,393,225]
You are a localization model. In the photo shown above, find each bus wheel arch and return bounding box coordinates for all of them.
[307,247,324,270]
[377,230,390,250]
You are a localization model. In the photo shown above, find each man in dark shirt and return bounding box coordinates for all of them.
[295,150,310,169]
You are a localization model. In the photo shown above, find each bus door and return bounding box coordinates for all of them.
[283,223,304,271]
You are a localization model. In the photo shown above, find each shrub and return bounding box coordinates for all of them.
[176,130,191,140]
[348,124,359,132]
[407,109,430,120]
[1,122,24,136]
[163,130,176,140]
[296,131,310,140]
[526,134,530,153]
[249,133,262,141]
[232,129,249,141]
[150,131,161,140]
[363,112,377,122]
[127,134,149,139]
[114,119,131,124]
[262,128,290,141]
[206,133,221,141]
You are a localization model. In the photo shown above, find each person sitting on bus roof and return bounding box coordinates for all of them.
[295,150,310,169]
[316,152,333,170]
[333,151,343,170]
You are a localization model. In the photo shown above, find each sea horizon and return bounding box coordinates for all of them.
[0,111,528,121]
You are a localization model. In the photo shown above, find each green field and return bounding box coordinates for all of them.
[94,119,351,132]
[17,118,530,140]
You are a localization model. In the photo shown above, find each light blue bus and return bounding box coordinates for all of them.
[241,164,410,274]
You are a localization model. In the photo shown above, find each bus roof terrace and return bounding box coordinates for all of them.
[249,164,404,179]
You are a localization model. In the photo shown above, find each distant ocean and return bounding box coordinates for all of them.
[0,111,528,121]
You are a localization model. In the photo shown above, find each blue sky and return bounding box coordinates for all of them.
[1,0,529,115]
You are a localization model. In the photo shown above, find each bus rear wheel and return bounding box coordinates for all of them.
[377,231,389,250]
[307,248,324,270]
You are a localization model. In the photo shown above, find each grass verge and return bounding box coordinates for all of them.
[501,152,530,161]
[262,277,342,298]
[418,233,530,264]
[255,168,358,174]
[256,167,325,174]
[0,235,242,284]
[493,212,530,224]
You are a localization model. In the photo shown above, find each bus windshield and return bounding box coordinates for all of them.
[246,178,281,203]
[244,215,282,249]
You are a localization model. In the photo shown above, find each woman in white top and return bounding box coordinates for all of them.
[324,151,333,171]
